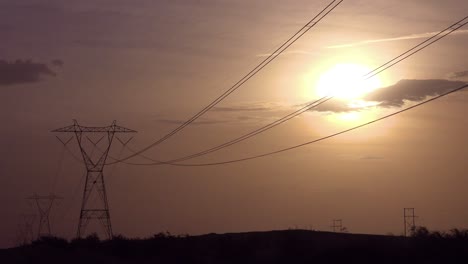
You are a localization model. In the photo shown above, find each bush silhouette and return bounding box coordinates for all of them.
[31,235,68,248]
[70,233,100,248]
[411,226,431,238]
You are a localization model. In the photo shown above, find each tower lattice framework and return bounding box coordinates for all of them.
[27,193,62,238]
[403,208,416,237]
[53,120,136,239]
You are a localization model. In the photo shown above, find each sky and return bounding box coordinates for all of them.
[1,0,467,248]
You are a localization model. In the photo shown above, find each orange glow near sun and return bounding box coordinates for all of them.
[300,62,389,136]
[315,63,382,100]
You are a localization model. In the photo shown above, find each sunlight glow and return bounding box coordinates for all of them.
[300,62,390,132]
[316,63,382,100]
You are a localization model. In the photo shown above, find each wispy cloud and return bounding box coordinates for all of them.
[255,50,318,57]
[310,79,467,113]
[0,59,56,86]
[51,59,64,67]
[155,118,229,126]
[338,154,385,161]
[213,102,287,113]
[327,29,468,49]
[360,155,384,160]
[154,102,292,127]
[447,70,468,81]
[213,106,271,112]
[159,77,468,126]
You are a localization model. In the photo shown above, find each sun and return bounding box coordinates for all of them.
[316,63,382,100]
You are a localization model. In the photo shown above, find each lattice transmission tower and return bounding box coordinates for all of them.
[27,193,63,238]
[403,208,417,237]
[16,214,36,245]
[331,219,342,232]
[52,120,136,239]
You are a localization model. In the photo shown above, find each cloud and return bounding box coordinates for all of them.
[310,100,364,113]
[212,102,286,113]
[447,70,468,81]
[364,79,467,107]
[327,29,468,49]
[360,155,384,160]
[256,50,319,57]
[338,154,384,161]
[0,59,56,86]
[51,59,64,67]
[311,79,467,113]
[155,102,291,126]
[159,78,468,125]
[155,118,229,126]
[213,106,270,112]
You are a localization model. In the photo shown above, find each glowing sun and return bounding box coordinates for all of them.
[316,63,382,100]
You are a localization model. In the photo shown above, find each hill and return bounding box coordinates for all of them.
[1,229,468,263]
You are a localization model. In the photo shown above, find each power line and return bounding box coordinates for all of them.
[51,136,73,193]
[362,16,468,80]
[136,83,468,166]
[107,0,344,164]
[53,171,87,239]
[110,16,468,166]
[168,16,468,163]
[103,96,330,166]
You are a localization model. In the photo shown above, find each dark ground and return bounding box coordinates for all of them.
[2,229,468,263]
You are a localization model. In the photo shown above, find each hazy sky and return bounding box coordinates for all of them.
[1,0,467,248]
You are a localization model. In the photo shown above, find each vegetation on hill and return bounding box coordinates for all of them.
[1,228,468,263]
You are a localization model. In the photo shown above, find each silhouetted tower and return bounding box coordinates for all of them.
[403,208,416,237]
[17,214,36,245]
[52,120,136,240]
[331,219,343,232]
[27,193,62,238]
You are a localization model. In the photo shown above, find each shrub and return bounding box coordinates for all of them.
[31,235,68,248]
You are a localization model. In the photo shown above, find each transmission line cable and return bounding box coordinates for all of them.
[155,83,468,166]
[51,145,66,193]
[109,15,468,166]
[107,0,344,164]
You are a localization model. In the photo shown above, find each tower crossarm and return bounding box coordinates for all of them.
[52,120,137,133]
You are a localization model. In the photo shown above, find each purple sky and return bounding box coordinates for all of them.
[1,0,467,248]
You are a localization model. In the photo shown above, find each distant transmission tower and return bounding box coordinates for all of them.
[331,219,343,233]
[27,193,63,238]
[403,208,416,237]
[16,214,36,245]
[52,120,136,240]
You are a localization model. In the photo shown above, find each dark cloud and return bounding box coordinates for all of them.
[0,60,56,86]
[51,59,64,67]
[364,79,467,107]
[447,70,468,80]
[312,79,467,113]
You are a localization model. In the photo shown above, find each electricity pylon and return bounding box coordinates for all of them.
[403,208,416,237]
[331,219,343,233]
[27,193,62,238]
[52,120,136,240]
[17,214,36,245]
